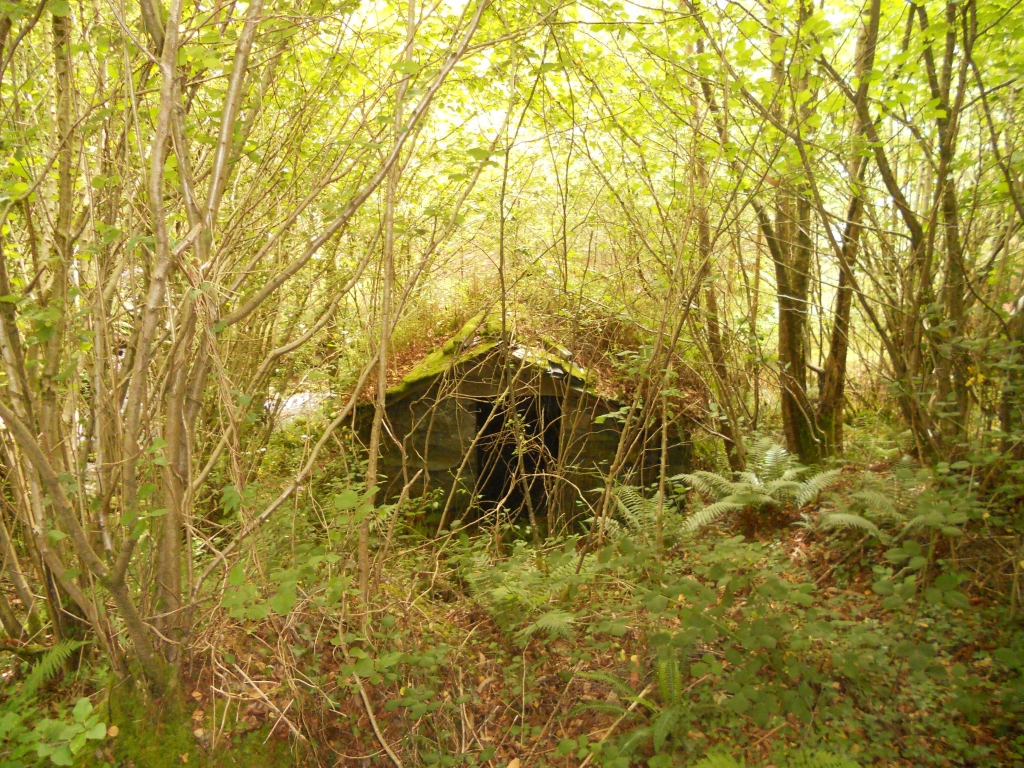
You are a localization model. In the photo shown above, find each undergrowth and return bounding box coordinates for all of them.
[5,443,1024,768]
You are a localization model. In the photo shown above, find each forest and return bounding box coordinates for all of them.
[0,0,1023,764]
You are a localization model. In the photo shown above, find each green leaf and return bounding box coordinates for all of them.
[334,490,360,510]
[729,693,750,713]
[49,0,70,16]
[47,529,68,544]
[69,731,88,754]
[72,699,92,724]
[48,748,74,765]
[221,485,243,515]
[935,573,961,591]
[943,590,969,609]
[871,579,894,595]
[228,563,246,588]
[354,657,375,677]
[84,722,107,740]
[390,60,422,74]
[246,602,270,621]
[268,583,297,615]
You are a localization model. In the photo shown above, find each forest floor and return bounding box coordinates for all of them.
[74,473,1023,768]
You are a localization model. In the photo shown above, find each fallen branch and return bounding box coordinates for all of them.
[352,673,403,768]
[336,629,403,768]
[0,639,50,657]
[232,663,306,742]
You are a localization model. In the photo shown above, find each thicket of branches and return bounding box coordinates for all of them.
[0,0,1021,704]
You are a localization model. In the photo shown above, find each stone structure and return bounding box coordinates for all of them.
[356,313,690,527]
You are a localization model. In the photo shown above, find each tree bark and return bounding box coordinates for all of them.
[817,0,879,455]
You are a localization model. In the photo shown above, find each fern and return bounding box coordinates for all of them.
[515,609,575,642]
[463,541,601,642]
[693,754,745,768]
[567,700,629,718]
[682,499,744,532]
[818,512,884,540]
[615,485,648,521]
[580,670,637,699]
[655,647,684,706]
[18,640,87,700]
[815,470,907,541]
[736,471,764,487]
[757,440,793,481]
[795,469,842,506]
[673,442,841,534]
[675,470,735,500]
[850,490,897,517]
[608,485,682,545]
[766,479,804,499]
[651,707,682,752]
[617,725,653,753]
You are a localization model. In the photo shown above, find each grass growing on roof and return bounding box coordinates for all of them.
[385,310,596,401]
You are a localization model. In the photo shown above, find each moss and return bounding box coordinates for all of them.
[386,311,501,401]
[91,683,299,768]
[512,346,595,388]
[384,310,597,402]
[540,335,573,360]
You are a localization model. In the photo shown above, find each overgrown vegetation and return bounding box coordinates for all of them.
[2,0,1024,764]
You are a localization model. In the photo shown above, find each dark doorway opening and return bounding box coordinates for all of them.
[475,395,561,521]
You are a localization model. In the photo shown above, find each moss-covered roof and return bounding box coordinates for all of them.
[385,311,597,402]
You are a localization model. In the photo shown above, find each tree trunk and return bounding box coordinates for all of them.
[772,194,822,464]
[817,0,879,456]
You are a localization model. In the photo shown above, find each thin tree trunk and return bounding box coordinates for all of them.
[360,0,414,603]
[817,0,879,455]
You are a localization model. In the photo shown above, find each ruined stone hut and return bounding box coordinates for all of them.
[356,314,692,527]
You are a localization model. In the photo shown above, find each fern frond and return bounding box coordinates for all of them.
[758,442,792,481]
[745,436,776,465]
[656,648,684,706]
[693,753,745,768]
[796,469,842,506]
[818,512,883,539]
[617,725,653,753]
[766,479,804,500]
[580,670,637,699]
[736,471,763,487]
[600,516,628,540]
[850,490,899,518]
[567,700,629,718]
[20,640,88,699]
[651,706,681,751]
[673,471,735,501]
[615,485,648,521]
[535,609,575,640]
[682,500,743,532]
[726,491,778,508]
